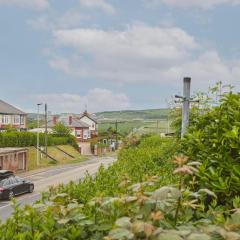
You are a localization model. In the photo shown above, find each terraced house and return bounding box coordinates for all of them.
[0,100,27,131]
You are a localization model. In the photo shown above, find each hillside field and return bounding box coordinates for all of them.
[98,119,171,136]
[96,108,170,120]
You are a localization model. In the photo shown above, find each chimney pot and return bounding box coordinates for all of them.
[69,116,73,125]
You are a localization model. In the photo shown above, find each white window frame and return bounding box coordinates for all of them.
[83,129,89,139]
[14,115,20,124]
[2,115,10,124]
[76,130,82,138]
[20,115,24,125]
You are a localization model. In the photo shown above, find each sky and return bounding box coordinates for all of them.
[0,0,240,113]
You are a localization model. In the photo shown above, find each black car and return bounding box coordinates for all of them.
[0,170,14,180]
[0,174,34,200]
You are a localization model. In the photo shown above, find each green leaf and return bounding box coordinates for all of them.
[109,228,134,240]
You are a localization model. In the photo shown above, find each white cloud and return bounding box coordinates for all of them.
[144,0,240,9]
[30,89,130,113]
[48,24,240,91]
[28,10,86,31]
[0,0,49,10]
[79,0,115,14]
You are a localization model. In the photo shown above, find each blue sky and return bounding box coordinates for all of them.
[0,0,240,113]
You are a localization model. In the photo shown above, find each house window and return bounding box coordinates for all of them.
[14,115,20,124]
[76,130,82,138]
[20,116,25,124]
[2,115,10,124]
[83,130,89,139]
[92,123,95,128]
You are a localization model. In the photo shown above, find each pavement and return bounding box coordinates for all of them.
[0,156,116,222]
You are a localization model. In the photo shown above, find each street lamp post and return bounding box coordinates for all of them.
[37,103,43,166]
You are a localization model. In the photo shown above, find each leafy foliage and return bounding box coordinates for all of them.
[52,123,72,136]
[182,92,240,205]
[0,131,78,148]
[0,135,179,239]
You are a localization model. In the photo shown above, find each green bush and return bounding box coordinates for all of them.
[0,131,78,148]
[0,135,179,239]
[182,93,240,205]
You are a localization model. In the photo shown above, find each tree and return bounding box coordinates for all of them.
[52,123,71,136]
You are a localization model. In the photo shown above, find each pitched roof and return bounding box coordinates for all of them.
[0,100,26,115]
[47,116,90,128]
[78,111,98,123]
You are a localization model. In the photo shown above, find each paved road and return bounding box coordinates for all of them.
[0,156,116,222]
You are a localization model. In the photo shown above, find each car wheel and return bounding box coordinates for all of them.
[29,184,34,193]
[8,191,14,200]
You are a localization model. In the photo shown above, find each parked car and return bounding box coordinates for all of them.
[0,171,34,200]
[0,170,14,180]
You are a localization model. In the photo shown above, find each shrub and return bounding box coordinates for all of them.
[0,131,78,148]
[52,123,71,136]
[182,93,240,205]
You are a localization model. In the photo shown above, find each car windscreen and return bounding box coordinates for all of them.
[0,179,7,187]
[15,177,24,182]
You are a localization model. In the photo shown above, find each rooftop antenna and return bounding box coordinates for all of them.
[84,104,88,114]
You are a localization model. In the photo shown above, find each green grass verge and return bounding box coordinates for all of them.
[28,145,87,170]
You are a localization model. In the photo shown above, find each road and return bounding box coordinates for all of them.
[0,156,116,222]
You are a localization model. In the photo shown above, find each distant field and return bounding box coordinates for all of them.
[96,108,170,120]
[98,119,171,136]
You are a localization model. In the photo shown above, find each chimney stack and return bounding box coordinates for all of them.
[69,115,72,125]
[53,116,57,125]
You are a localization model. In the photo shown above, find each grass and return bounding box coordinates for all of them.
[98,119,172,136]
[96,108,170,120]
[28,145,87,171]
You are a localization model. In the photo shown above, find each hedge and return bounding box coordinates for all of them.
[0,132,79,149]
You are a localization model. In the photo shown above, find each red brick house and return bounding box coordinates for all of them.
[48,115,91,142]
[0,100,27,131]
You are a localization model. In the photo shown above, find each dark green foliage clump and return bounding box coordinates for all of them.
[0,131,78,149]
[182,93,240,205]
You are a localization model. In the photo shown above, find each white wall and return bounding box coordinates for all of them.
[80,116,97,131]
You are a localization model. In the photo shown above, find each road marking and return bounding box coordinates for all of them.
[0,193,40,210]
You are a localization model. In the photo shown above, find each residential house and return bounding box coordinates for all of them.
[0,100,27,131]
[48,115,91,142]
[77,111,98,138]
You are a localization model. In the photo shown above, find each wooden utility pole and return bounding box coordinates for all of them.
[175,77,192,139]
[44,103,48,158]
[115,120,118,150]
[37,103,42,165]
[181,77,191,138]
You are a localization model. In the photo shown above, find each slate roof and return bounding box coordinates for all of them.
[0,100,26,115]
[47,116,90,128]
[78,111,98,123]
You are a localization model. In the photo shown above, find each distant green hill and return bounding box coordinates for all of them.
[27,108,170,122]
[96,109,170,120]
